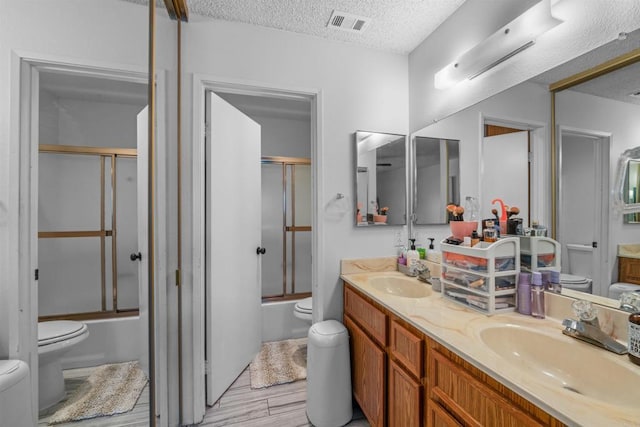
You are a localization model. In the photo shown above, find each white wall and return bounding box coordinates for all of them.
[412,81,551,249]
[556,90,640,287]
[409,0,640,132]
[181,18,409,324]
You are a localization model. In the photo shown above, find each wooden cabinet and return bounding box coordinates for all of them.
[427,339,566,427]
[343,281,567,427]
[344,315,386,427]
[388,358,422,427]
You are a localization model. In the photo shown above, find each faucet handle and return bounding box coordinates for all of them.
[571,299,598,321]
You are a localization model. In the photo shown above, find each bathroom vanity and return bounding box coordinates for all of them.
[341,261,640,427]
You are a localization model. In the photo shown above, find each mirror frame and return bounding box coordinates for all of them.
[354,130,408,227]
[550,47,640,238]
[614,147,640,215]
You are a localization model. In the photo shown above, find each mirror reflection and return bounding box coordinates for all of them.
[624,159,640,223]
[355,131,406,226]
[413,137,460,225]
[411,28,640,311]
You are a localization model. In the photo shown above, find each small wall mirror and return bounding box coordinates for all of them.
[413,137,460,224]
[355,131,407,226]
[614,146,640,220]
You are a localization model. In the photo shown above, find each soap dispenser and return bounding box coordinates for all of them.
[406,239,420,273]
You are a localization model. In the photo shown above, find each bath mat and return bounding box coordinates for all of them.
[48,361,147,425]
[250,338,307,389]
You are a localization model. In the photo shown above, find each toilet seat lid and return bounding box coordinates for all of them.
[560,273,590,284]
[294,297,312,314]
[38,321,87,346]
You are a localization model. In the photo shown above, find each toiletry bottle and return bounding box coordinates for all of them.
[629,312,640,366]
[417,247,426,260]
[517,272,532,315]
[530,272,545,319]
[549,270,561,293]
[406,239,420,273]
[541,271,551,292]
[397,245,406,266]
[428,238,435,250]
[463,236,471,247]
[483,220,497,243]
[470,230,480,247]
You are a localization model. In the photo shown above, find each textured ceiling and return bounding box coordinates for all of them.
[185,0,467,54]
[532,28,640,105]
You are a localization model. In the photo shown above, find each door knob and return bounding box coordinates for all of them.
[130,252,142,261]
[256,247,266,255]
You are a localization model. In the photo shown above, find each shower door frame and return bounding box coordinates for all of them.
[38,144,140,321]
[261,156,312,301]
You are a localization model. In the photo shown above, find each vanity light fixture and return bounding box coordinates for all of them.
[434,0,562,90]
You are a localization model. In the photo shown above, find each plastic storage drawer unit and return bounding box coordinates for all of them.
[306,320,353,427]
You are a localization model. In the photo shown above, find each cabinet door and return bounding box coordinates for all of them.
[390,319,423,378]
[345,316,386,427]
[427,400,463,427]
[389,358,422,427]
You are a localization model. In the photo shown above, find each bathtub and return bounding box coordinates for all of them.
[261,300,310,342]
[59,316,143,369]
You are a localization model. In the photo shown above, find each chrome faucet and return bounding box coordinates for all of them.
[562,300,627,355]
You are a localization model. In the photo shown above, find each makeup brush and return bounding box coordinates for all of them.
[491,208,499,221]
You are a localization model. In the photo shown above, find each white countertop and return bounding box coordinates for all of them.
[341,268,640,427]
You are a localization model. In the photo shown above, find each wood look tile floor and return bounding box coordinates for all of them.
[38,365,368,426]
[37,366,149,427]
[202,367,370,427]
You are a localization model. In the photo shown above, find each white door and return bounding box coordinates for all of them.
[482,131,529,225]
[558,130,608,295]
[206,91,262,405]
[136,107,149,375]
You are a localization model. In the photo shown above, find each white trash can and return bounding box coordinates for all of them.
[306,320,352,427]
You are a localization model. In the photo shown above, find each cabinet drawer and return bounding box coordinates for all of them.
[388,359,422,427]
[344,284,387,346]
[427,400,463,427]
[390,319,423,378]
[430,349,543,427]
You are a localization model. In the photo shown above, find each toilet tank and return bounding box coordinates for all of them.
[0,360,33,427]
[565,243,593,278]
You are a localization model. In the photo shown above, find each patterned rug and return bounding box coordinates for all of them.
[250,338,307,389]
[48,361,147,425]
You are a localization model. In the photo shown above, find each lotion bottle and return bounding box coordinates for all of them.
[406,239,420,273]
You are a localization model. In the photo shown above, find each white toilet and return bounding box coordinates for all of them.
[38,320,89,410]
[609,282,640,299]
[0,360,33,427]
[293,297,313,324]
[560,244,593,293]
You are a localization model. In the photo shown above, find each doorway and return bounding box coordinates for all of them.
[190,78,320,422]
[557,126,610,296]
[16,57,161,423]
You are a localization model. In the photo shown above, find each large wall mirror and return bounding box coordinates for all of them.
[412,137,460,225]
[410,27,640,305]
[355,131,407,226]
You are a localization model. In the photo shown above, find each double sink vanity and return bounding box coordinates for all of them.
[341,258,640,427]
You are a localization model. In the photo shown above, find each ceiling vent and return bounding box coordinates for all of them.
[327,10,370,33]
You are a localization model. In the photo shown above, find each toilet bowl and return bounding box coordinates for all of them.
[38,320,89,410]
[0,360,33,427]
[560,273,592,293]
[293,297,313,324]
[561,243,593,293]
[609,282,640,300]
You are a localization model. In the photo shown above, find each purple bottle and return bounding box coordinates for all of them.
[531,271,545,319]
[517,272,531,315]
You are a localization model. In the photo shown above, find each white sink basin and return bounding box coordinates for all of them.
[369,276,431,298]
[479,324,640,408]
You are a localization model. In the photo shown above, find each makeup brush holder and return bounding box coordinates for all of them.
[450,221,478,239]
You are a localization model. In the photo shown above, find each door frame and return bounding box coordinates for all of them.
[479,113,548,227]
[11,51,168,423]
[557,125,611,297]
[187,74,323,422]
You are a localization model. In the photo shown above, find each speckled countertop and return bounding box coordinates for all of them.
[340,258,640,427]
